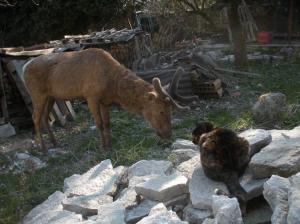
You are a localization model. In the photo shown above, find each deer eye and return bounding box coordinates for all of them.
[160,111,164,115]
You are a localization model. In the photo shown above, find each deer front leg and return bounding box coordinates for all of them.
[87,98,106,150]
[100,104,112,150]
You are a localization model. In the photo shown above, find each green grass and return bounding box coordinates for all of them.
[1,60,300,223]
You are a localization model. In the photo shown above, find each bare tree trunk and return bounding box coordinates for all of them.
[228,0,248,68]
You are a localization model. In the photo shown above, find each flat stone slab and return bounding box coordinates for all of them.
[239,169,268,200]
[125,200,158,224]
[189,166,228,210]
[62,194,113,217]
[136,203,188,224]
[239,129,272,156]
[172,139,199,151]
[135,173,188,202]
[23,191,66,224]
[183,204,212,224]
[212,195,243,224]
[64,159,118,197]
[126,160,173,180]
[250,138,300,178]
[263,175,290,224]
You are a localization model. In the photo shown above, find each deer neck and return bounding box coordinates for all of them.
[114,69,153,114]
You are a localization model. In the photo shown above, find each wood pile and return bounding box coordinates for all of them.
[134,47,230,102]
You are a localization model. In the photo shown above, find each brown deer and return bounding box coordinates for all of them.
[23,48,187,152]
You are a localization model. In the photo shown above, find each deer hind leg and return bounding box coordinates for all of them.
[100,104,112,150]
[42,97,57,147]
[87,98,106,150]
[32,96,48,153]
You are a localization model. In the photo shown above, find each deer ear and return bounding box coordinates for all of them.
[144,92,157,101]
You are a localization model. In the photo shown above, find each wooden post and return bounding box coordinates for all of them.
[288,0,294,42]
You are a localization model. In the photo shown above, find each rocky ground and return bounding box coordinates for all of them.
[21,125,300,224]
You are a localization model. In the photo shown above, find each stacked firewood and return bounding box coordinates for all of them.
[134,47,230,103]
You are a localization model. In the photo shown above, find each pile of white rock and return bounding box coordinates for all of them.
[22,125,300,224]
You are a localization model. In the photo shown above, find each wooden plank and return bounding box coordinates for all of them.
[52,102,66,126]
[1,48,54,57]
[65,101,76,120]
[0,60,8,120]
[5,61,32,113]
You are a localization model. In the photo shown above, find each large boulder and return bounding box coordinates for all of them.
[263,175,290,224]
[212,195,243,224]
[250,126,300,179]
[135,173,188,202]
[189,166,228,210]
[64,159,118,197]
[238,129,272,156]
[252,92,287,124]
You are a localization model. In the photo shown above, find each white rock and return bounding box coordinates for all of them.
[239,169,268,200]
[189,166,228,210]
[212,195,243,224]
[287,173,300,224]
[263,175,290,224]
[169,148,199,166]
[239,129,272,156]
[24,210,82,224]
[62,194,113,217]
[14,152,46,172]
[172,139,198,151]
[125,199,158,224]
[116,175,160,207]
[252,92,287,124]
[202,218,215,224]
[177,155,200,178]
[136,203,188,224]
[0,122,16,138]
[64,159,118,197]
[114,165,128,186]
[22,191,66,224]
[135,173,188,202]
[126,160,173,180]
[89,201,126,224]
[183,204,212,224]
[250,138,300,178]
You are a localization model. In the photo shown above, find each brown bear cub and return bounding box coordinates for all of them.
[192,122,250,212]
